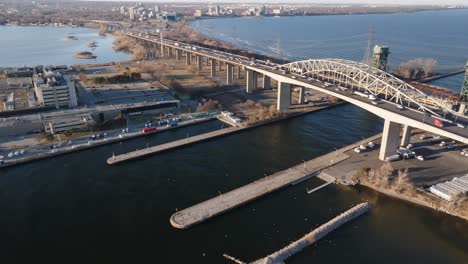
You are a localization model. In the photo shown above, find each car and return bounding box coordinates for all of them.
[416,155,424,161]
[397,105,405,110]
[457,123,466,128]
[434,119,445,128]
[372,101,378,105]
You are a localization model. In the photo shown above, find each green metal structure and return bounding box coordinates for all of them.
[372,45,390,71]
[461,61,468,102]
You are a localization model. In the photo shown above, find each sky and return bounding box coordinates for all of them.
[92,0,468,5]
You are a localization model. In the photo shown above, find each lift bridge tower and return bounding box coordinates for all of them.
[372,45,390,71]
[459,61,468,114]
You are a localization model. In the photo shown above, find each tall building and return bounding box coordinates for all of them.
[194,9,202,17]
[155,4,160,13]
[33,67,77,109]
[128,7,135,20]
[119,6,125,15]
[372,45,390,71]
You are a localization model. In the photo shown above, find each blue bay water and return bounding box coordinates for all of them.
[190,9,468,91]
[0,26,130,67]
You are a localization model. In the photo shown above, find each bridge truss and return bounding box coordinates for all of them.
[281,59,456,117]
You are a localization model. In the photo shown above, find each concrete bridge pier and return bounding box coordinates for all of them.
[246,70,258,94]
[298,87,305,104]
[226,64,234,84]
[196,55,202,70]
[235,66,242,79]
[186,52,191,65]
[459,103,467,115]
[210,59,216,77]
[160,44,165,57]
[262,75,271,89]
[277,82,292,110]
[401,125,412,146]
[175,49,181,60]
[218,61,223,71]
[379,120,402,161]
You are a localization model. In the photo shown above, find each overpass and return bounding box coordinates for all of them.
[124,30,468,161]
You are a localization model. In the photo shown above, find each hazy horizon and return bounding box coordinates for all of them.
[84,0,468,6]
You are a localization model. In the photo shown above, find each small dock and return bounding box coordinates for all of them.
[301,172,336,194]
[107,126,242,165]
[420,69,465,83]
[170,150,349,229]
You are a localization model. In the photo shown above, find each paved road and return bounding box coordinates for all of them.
[0,113,216,167]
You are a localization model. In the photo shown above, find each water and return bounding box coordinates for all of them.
[1,105,467,263]
[190,9,468,91]
[0,11,467,263]
[0,26,130,67]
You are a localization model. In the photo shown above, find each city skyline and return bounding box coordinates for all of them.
[90,0,468,6]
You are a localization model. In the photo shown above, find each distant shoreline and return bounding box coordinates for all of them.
[189,7,467,22]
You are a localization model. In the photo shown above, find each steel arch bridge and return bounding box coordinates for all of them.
[280,59,456,117]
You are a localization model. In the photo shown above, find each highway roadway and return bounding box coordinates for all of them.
[124,29,468,144]
[251,62,468,143]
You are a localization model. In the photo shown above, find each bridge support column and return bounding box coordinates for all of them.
[379,120,401,161]
[298,87,305,104]
[210,59,216,77]
[235,66,241,79]
[401,125,412,147]
[277,82,292,110]
[160,44,165,57]
[186,52,191,65]
[196,56,202,70]
[226,64,234,84]
[459,103,467,115]
[262,75,271,89]
[246,70,258,93]
[175,49,181,60]
[218,61,223,71]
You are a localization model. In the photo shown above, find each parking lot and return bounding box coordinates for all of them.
[325,130,468,187]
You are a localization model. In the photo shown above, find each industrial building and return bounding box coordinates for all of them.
[33,67,78,109]
[430,174,468,201]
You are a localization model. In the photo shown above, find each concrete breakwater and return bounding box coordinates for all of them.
[170,150,349,229]
[251,202,371,264]
[107,126,243,165]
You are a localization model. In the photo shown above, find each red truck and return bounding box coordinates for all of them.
[142,126,157,133]
[434,119,444,128]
